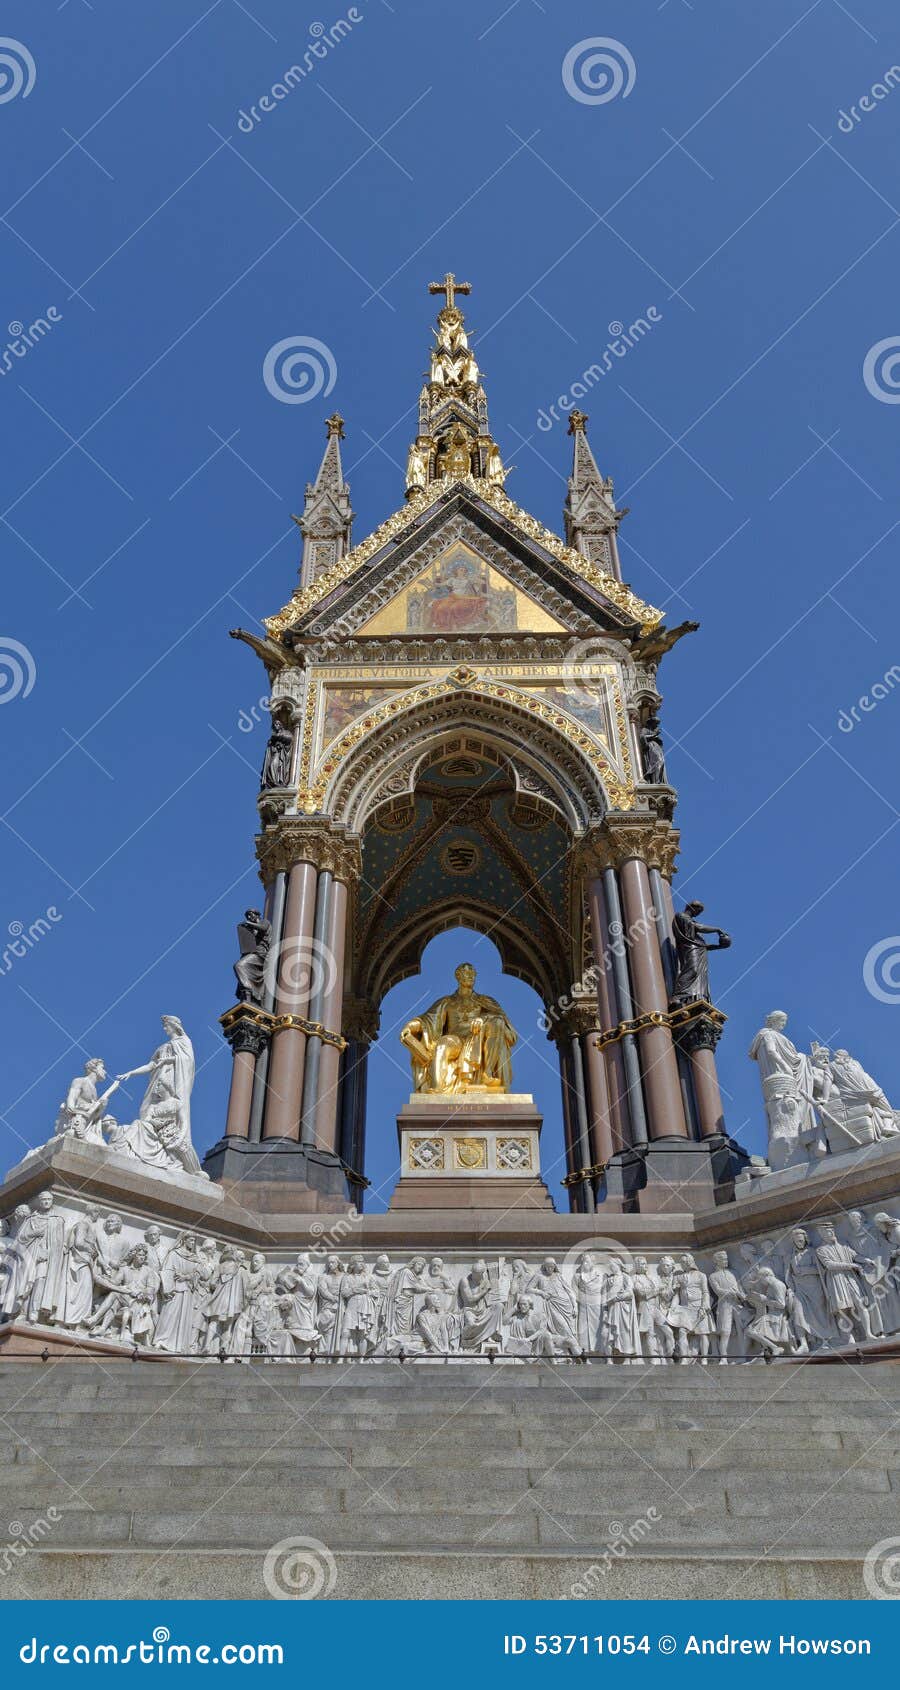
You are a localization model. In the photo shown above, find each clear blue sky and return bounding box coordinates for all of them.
[2,0,899,1211]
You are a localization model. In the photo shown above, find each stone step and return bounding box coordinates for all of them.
[3,1498,892,1560]
[0,1548,868,1603]
[7,1440,896,1484]
[9,1467,894,1522]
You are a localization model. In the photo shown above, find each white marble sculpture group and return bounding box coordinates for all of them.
[750,1012,900,1171]
[3,1194,899,1361]
[49,1016,206,1182]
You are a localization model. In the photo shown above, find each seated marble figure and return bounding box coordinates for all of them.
[400,962,517,1094]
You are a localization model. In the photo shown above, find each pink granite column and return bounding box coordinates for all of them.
[586,873,645,1149]
[262,859,318,1140]
[618,857,690,1140]
[689,1040,726,1139]
[581,1022,614,1168]
[223,1039,256,1140]
[313,876,349,1153]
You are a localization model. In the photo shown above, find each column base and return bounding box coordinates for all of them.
[601,1137,749,1214]
[202,1136,356,1214]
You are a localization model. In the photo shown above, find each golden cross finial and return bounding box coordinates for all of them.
[568,410,589,435]
[325,413,345,439]
[428,272,471,310]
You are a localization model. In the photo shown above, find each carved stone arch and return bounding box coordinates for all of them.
[324,687,612,834]
[361,895,566,1008]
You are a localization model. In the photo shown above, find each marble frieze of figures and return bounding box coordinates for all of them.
[3,1194,900,1363]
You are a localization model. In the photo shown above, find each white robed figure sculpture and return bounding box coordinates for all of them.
[110,1015,205,1179]
[749,1010,827,1171]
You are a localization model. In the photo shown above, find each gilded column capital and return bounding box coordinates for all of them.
[575,812,680,878]
[256,816,362,884]
[553,999,603,1042]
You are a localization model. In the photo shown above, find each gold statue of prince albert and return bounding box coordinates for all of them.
[400,962,517,1095]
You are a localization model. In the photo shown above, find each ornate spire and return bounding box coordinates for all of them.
[564,410,623,581]
[297,413,353,588]
[405,276,506,498]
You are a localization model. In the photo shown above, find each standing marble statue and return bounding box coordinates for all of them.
[233,910,273,1006]
[669,902,731,1008]
[112,1016,204,1179]
[260,717,294,791]
[749,1011,827,1171]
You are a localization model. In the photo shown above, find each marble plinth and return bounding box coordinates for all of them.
[391,1093,554,1210]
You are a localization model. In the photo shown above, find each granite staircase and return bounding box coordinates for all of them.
[0,1358,897,1599]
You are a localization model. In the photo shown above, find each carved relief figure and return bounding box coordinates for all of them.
[599,1259,641,1362]
[154,1233,200,1354]
[815,1223,873,1345]
[19,1193,67,1326]
[0,1205,33,1320]
[573,1253,605,1351]
[784,1228,832,1354]
[708,1251,749,1363]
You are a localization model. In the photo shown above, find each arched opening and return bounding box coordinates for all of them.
[362,928,566,1213]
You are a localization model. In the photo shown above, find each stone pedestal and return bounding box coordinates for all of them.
[390,1093,554,1210]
